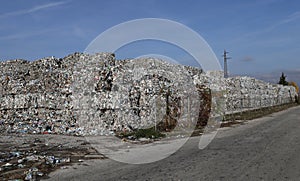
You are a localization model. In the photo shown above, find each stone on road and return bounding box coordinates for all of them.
[45,106,300,181]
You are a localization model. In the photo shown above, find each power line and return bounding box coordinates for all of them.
[223,50,231,78]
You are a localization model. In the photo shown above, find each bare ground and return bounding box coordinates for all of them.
[0,134,106,180]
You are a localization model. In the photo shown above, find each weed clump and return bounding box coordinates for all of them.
[117,127,165,140]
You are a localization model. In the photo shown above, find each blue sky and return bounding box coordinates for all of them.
[0,0,300,85]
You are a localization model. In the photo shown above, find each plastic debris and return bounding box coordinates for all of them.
[24,172,32,181]
[2,162,12,167]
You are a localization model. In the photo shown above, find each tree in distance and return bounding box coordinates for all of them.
[278,72,289,86]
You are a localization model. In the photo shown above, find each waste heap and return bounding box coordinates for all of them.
[0,52,297,135]
[0,53,203,135]
[225,76,297,112]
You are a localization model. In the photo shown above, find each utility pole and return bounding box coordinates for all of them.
[223,50,231,78]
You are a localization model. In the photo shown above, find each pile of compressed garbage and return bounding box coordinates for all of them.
[0,52,296,136]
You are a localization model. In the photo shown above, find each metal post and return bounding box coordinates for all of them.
[223,50,231,78]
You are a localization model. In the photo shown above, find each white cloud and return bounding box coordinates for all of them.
[0,27,60,40]
[280,11,300,24]
[229,10,300,45]
[0,1,70,18]
[265,11,300,32]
